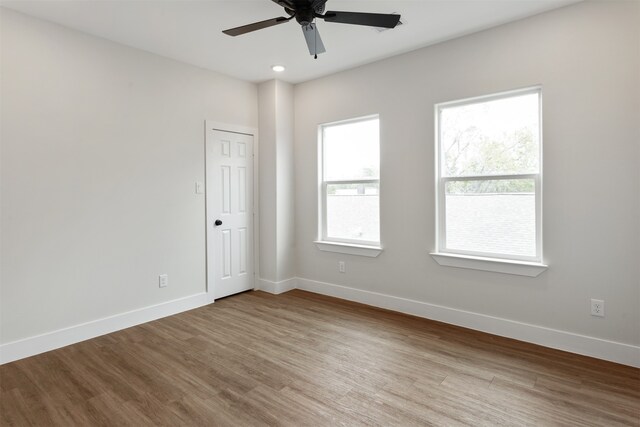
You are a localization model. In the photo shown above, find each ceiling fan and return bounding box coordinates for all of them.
[222,0,401,58]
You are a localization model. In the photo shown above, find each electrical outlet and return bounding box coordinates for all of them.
[591,299,604,317]
[338,261,346,273]
[159,274,168,288]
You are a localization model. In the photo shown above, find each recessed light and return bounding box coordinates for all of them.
[271,65,286,72]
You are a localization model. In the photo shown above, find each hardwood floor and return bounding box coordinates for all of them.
[1,289,638,426]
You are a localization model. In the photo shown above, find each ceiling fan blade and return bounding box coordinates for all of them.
[309,0,329,11]
[222,16,290,36]
[302,24,326,57]
[322,11,401,29]
[271,0,295,9]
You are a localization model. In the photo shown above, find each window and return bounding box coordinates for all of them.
[435,88,543,266]
[318,116,380,251]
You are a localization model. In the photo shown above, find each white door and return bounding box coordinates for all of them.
[206,129,254,299]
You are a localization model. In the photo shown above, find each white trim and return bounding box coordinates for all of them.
[435,85,542,109]
[324,178,379,184]
[318,115,381,248]
[296,277,640,368]
[204,121,260,301]
[257,278,297,295]
[430,252,548,277]
[441,173,537,182]
[4,278,638,368]
[434,86,543,264]
[206,120,258,137]
[0,292,210,365]
[314,241,383,257]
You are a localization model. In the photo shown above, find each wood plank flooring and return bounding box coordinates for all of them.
[1,289,638,426]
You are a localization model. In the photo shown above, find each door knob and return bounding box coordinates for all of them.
[214,219,223,226]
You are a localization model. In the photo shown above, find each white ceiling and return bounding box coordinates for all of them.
[1,0,580,84]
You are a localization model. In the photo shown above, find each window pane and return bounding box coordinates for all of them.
[323,118,379,180]
[327,183,379,242]
[445,179,536,257]
[440,92,540,177]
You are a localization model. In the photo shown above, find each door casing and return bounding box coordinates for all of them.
[204,120,259,303]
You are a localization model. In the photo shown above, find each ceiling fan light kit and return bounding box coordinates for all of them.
[222,0,401,58]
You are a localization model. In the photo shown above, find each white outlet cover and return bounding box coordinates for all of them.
[338,261,346,273]
[590,299,604,317]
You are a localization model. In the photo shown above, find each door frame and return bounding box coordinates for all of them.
[204,120,260,303]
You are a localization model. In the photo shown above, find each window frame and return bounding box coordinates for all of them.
[318,114,381,248]
[434,87,543,264]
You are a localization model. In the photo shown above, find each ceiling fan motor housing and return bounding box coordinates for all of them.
[295,7,320,26]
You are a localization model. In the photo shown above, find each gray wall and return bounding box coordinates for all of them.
[0,9,258,343]
[293,1,640,346]
[258,80,296,283]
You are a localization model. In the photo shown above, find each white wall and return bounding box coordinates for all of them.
[275,81,295,281]
[294,1,640,347]
[258,80,278,281]
[258,80,296,284]
[0,9,258,344]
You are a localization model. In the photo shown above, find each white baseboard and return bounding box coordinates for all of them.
[257,277,297,295]
[4,278,638,368]
[296,277,640,368]
[0,292,211,365]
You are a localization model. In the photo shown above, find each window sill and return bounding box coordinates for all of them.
[430,252,547,277]
[315,241,383,258]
